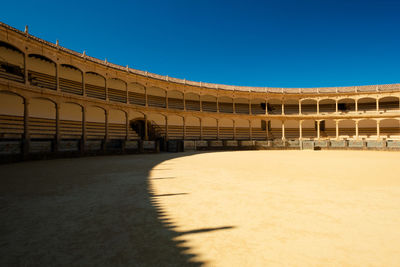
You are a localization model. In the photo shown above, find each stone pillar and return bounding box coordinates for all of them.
[199,96,203,112]
[266,120,269,140]
[377,120,380,140]
[299,100,302,115]
[355,120,359,140]
[376,98,379,112]
[317,100,320,115]
[249,101,252,115]
[165,91,168,109]
[105,79,109,101]
[56,63,60,91]
[249,120,253,141]
[199,118,203,140]
[183,93,186,111]
[335,100,338,113]
[216,97,219,113]
[317,120,320,140]
[216,119,219,140]
[125,84,129,104]
[125,113,129,140]
[233,120,236,140]
[161,116,166,141]
[355,99,358,112]
[281,121,285,141]
[22,99,30,156]
[265,100,268,115]
[183,117,186,140]
[299,120,303,140]
[104,110,109,150]
[81,106,86,153]
[55,104,61,152]
[233,100,236,114]
[145,87,148,107]
[281,101,285,115]
[144,115,148,141]
[335,120,339,140]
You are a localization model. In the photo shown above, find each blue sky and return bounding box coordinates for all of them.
[1,0,399,87]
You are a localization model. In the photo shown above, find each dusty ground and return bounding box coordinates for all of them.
[1,151,400,266]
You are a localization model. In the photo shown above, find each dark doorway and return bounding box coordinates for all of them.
[131,119,145,140]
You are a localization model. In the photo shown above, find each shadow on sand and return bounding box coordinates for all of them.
[0,152,234,266]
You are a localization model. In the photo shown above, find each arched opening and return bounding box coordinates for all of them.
[380,119,400,139]
[0,91,24,139]
[219,118,234,139]
[324,119,336,139]
[128,83,146,106]
[319,99,336,114]
[302,120,317,139]
[86,106,106,140]
[108,109,126,140]
[168,90,184,110]
[301,99,317,114]
[338,120,356,139]
[167,115,184,139]
[267,99,282,115]
[284,99,299,115]
[270,120,282,139]
[358,119,377,139]
[379,97,399,112]
[59,64,83,95]
[202,117,217,139]
[235,118,250,140]
[251,119,266,140]
[147,113,166,140]
[85,72,106,100]
[185,116,201,140]
[0,41,25,83]
[29,98,56,139]
[235,98,249,114]
[357,97,376,113]
[147,87,166,108]
[201,95,217,112]
[28,54,56,90]
[337,98,356,113]
[251,98,265,115]
[218,96,233,113]
[285,120,299,139]
[128,111,145,140]
[108,78,127,103]
[60,102,82,139]
[185,93,200,111]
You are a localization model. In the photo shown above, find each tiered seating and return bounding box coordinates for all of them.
[358,102,376,112]
[29,117,56,139]
[86,122,105,139]
[59,78,83,95]
[166,125,184,139]
[236,127,250,140]
[338,128,355,138]
[284,128,299,139]
[319,104,336,113]
[381,127,400,137]
[108,123,127,139]
[168,97,184,110]
[268,104,282,114]
[0,61,24,83]
[379,101,399,111]
[185,126,201,139]
[202,126,217,139]
[28,70,56,90]
[358,128,377,138]
[108,88,126,103]
[128,92,146,106]
[302,129,317,138]
[251,104,265,115]
[202,101,217,112]
[0,114,24,139]
[219,127,234,139]
[219,103,233,113]
[148,95,166,108]
[235,103,249,114]
[185,100,200,111]
[60,120,82,139]
[301,104,317,114]
[85,83,106,100]
[324,128,336,138]
[252,128,267,140]
[270,129,282,139]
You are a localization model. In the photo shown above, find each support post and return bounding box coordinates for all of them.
[335,120,339,140]
[281,101,285,115]
[145,87,148,107]
[183,93,186,111]
[199,118,203,140]
[317,120,320,140]
[81,106,86,154]
[299,100,302,115]
[335,100,338,113]
[377,120,380,140]
[183,117,186,140]
[24,53,29,85]
[233,120,236,140]
[376,98,379,112]
[55,104,60,152]
[22,99,30,156]
[216,120,219,140]
[56,63,60,91]
[249,120,252,141]
[299,120,303,140]
[317,100,320,115]
[104,110,109,151]
[165,91,168,109]
[281,121,285,141]
[266,120,269,140]
[105,79,109,101]
[165,117,168,141]
[125,113,129,140]
[355,99,358,112]
[144,115,148,141]
[82,71,86,96]
[265,100,268,115]
[355,121,359,140]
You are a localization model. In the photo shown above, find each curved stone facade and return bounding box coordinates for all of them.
[1,22,400,157]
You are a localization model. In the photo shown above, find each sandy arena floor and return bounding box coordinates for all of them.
[1,150,400,266]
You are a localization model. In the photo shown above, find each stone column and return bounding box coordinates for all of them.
[376,98,379,112]
[183,117,186,140]
[249,120,252,141]
[249,101,252,115]
[165,116,169,141]
[199,118,203,140]
[281,121,285,141]
[55,103,60,152]
[144,115,148,141]
[317,120,320,140]
[335,100,338,113]
[299,100,302,115]
[355,120,359,140]
[165,91,168,109]
[104,110,109,150]
[335,120,339,140]
[355,99,358,112]
[266,120,269,140]
[233,120,236,140]
[125,83,129,104]
[299,120,303,140]
[317,100,320,115]
[281,101,285,115]
[183,93,186,111]
[22,99,30,156]
[377,120,380,140]
[199,96,203,112]
[216,119,219,140]
[81,106,86,153]
[216,97,219,113]
[125,112,129,140]
[233,100,236,114]
[145,87,148,107]
[265,100,268,115]
[105,79,109,101]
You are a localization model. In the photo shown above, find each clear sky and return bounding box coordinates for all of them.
[1,0,399,88]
